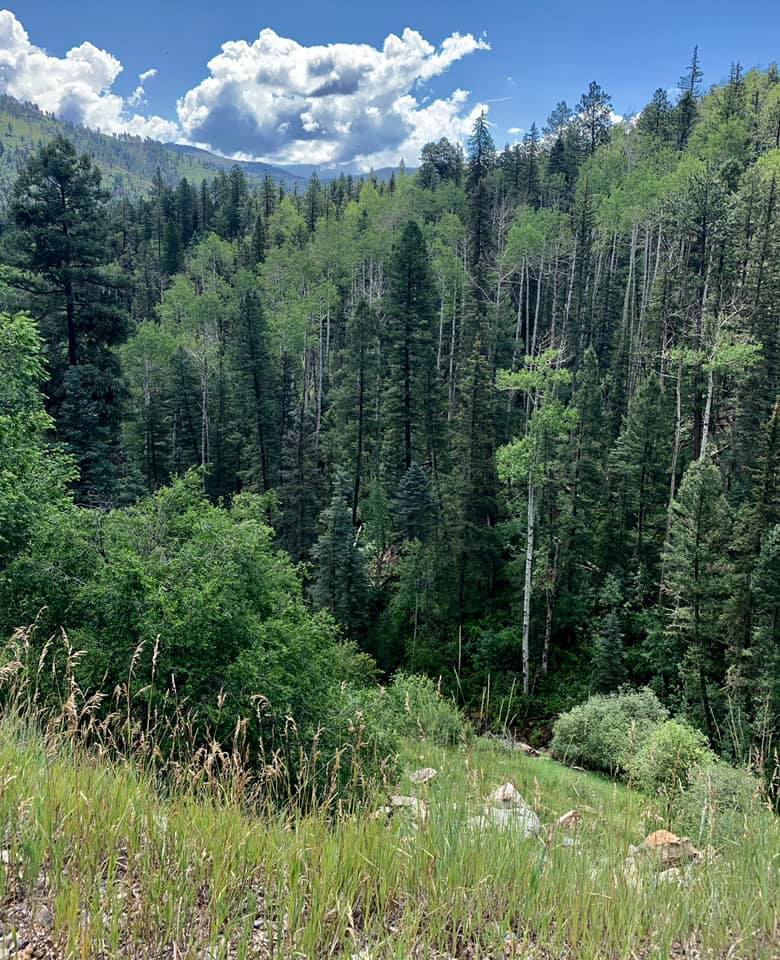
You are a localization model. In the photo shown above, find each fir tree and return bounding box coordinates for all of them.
[311,473,371,642]
[6,136,128,503]
[591,575,627,692]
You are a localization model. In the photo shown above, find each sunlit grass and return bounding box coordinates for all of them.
[0,718,777,959]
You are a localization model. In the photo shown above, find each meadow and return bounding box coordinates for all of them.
[0,717,776,960]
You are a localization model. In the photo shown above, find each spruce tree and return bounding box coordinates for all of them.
[311,474,371,642]
[590,575,627,692]
[576,81,613,154]
[391,462,435,542]
[383,221,436,486]
[661,459,731,742]
[7,136,127,503]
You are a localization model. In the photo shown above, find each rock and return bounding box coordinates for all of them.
[562,836,576,847]
[32,904,53,931]
[516,741,543,757]
[640,829,699,867]
[409,767,437,785]
[389,795,427,820]
[492,782,526,807]
[555,809,582,831]
[625,829,701,882]
[370,805,392,820]
[468,805,541,838]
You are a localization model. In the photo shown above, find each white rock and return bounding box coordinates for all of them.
[409,767,438,785]
[492,782,525,807]
[468,805,541,838]
[389,795,427,820]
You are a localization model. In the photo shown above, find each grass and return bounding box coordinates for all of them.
[0,718,777,959]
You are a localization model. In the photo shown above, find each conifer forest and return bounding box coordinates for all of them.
[1,52,779,776]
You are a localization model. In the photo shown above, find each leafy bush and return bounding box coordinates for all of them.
[675,761,767,841]
[0,473,394,801]
[627,719,714,794]
[370,673,468,746]
[550,688,668,774]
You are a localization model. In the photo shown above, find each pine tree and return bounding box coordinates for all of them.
[7,136,128,503]
[383,221,437,486]
[311,474,371,642]
[609,373,672,587]
[591,575,627,692]
[466,112,497,276]
[638,89,674,143]
[576,81,613,154]
[676,46,703,149]
[391,462,435,542]
[662,459,731,742]
[251,213,267,265]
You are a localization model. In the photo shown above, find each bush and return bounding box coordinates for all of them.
[675,761,767,841]
[0,473,394,802]
[550,688,668,774]
[627,719,714,794]
[371,673,468,746]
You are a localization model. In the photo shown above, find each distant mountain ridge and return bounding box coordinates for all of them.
[0,94,410,201]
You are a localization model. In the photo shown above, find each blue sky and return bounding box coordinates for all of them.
[3,1,779,168]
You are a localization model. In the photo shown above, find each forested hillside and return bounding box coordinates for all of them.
[0,94,305,199]
[0,52,778,771]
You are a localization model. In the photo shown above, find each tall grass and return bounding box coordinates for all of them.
[0,628,777,958]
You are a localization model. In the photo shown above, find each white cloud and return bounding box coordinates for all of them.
[176,26,490,166]
[127,67,158,107]
[0,10,176,139]
[507,126,524,135]
[0,12,491,168]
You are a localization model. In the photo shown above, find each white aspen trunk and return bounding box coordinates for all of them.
[531,254,545,357]
[200,359,209,467]
[700,365,714,460]
[508,264,526,413]
[315,314,323,448]
[447,288,458,421]
[522,473,535,696]
[623,224,638,390]
[524,260,531,355]
[563,242,577,342]
[659,358,684,601]
[542,540,559,675]
[550,242,560,347]
[437,292,445,371]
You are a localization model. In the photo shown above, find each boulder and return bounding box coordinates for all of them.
[468,799,541,838]
[639,829,699,867]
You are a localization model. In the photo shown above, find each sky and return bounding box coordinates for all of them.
[2,1,779,170]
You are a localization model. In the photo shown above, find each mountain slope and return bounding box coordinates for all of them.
[0,95,306,200]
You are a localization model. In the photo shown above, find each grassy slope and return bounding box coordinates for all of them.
[0,720,776,959]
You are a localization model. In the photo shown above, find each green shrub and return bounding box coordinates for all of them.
[627,719,714,794]
[0,473,394,801]
[371,673,468,746]
[550,688,667,774]
[675,761,767,841]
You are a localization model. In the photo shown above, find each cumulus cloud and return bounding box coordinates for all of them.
[0,11,491,168]
[0,10,176,139]
[176,27,490,166]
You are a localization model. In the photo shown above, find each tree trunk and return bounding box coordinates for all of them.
[522,474,535,695]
